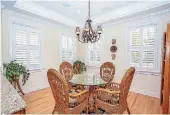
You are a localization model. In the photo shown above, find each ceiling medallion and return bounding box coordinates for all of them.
[75,0,102,43]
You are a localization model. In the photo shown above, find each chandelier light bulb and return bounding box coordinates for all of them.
[97,25,102,34]
[76,27,80,35]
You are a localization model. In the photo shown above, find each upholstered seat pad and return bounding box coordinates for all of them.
[96,91,119,105]
[69,89,86,108]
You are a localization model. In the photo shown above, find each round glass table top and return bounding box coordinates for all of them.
[70,73,107,86]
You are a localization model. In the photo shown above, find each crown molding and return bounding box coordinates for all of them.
[3,8,75,30]
[1,3,5,10]
[2,1,170,28]
[101,7,170,28]
[14,1,80,27]
[93,1,170,25]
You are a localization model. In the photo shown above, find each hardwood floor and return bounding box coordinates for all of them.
[23,87,163,114]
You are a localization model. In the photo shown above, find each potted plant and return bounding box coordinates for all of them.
[73,60,86,74]
[3,60,30,95]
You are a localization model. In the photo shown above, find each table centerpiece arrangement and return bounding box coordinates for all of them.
[73,60,86,74]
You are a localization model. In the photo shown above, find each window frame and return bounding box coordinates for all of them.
[8,16,44,71]
[126,23,160,73]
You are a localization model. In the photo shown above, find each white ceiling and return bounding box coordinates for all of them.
[2,0,170,27]
[33,1,136,24]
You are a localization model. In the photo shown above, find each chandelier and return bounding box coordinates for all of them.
[75,0,102,43]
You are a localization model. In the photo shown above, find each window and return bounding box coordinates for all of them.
[10,22,42,70]
[61,34,76,63]
[87,40,101,66]
[128,24,159,72]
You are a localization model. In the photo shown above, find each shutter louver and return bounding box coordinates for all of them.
[30,49,40,65]
[16,49,28,65]
[129,25,157,71]
[13,23,42,70]
[142,50,154,68]
[30,32,40,46]
[15,25,28,66]
[15,28,27,46]
[130,50,140,67]
[142,27,155,46]
[130,29,140,66]
[61,34,76,63]
[142,26,155,68]
[131,29,140,47]
[87,40,101,66]
[90,51,94,62]
[29,31,41,69]
[96,52,100,61]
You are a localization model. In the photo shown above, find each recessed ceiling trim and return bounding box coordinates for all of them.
[0,3,5,9]
[93,1,170,24]
[14,1,80,27]
[12,1,170,27]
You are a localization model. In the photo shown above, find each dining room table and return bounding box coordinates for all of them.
[70,72,107,113]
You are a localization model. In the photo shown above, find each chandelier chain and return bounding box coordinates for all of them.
[88,0,90,19]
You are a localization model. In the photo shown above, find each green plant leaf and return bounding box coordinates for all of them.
[3,60,30,85]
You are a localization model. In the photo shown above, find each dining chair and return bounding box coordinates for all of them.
[100,62,115,85]
[47,69,89,114]
[59,61,84,90]
[59,61,73,82]
[95,67,135,114]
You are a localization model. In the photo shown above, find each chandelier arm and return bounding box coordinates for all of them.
[95,34,100,42]
[77,31,87,43]
[77,35,85,43]
[93,32,100,43]
[88,21,96,35]
[84,31,90,43]
[82,31,87,43]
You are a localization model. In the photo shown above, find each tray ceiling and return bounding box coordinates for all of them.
[2,0,170,27]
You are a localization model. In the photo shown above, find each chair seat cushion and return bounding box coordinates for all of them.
[69,97,80,108]
[69,89,85,108]
[97,92,119,105]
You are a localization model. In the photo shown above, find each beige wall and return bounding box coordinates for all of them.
[0,11,2,70]
[0,9,2,77]
[78,11,170,97]
[2,8,170,97]
[1,9,74,93]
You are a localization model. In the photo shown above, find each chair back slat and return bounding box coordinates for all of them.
[59,62,73,82]
[120,67,135,101]
[100,62,115,82]
[47,69,69,113]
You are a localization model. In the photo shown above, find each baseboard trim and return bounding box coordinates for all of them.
[23,84,49,94]
[130,88,159,98]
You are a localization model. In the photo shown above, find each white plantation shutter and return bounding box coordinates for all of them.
[130,29,140,67]
[131,29,140,47]
[12,22,42,70]
[130,50,140,67]
[141,26,155,68]
[129,25,158,72]
[61,34,76,63]
[142,50,155,68]
[142,27,155,46]
[87,40,101,66]
[29,29,41,69]
[14,24,28,66]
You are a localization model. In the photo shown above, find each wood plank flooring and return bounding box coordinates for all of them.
[22,87,163,114]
